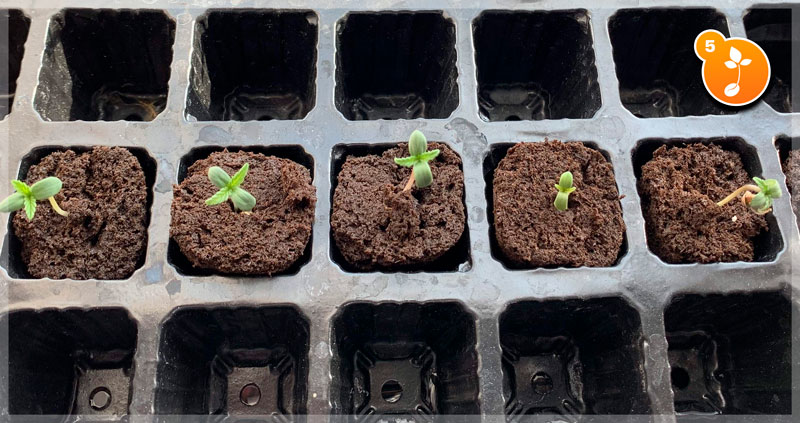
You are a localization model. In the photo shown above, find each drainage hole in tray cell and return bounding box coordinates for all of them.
[531,372,554,396]
[381,379,403,403]
[240,383,262,407]
[670,368,691,391]
[89,387,112,411]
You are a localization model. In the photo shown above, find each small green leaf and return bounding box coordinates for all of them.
[408,130,427,156]
[230,187,256,211]
[752,177,768,191]
[413,162,433,188]
[0,192,25,212]
[558,172,574,189]
[23,196,36,221]
[11,180,30,196]
[417,149,440,162]
[394,157,417,167]
[554,192,569,211]
[205,188,230,206]
[229,163,249,188]
[763,178,781,199]
[208,166,232,189]
[30,177,63,201]
[748,192,771,212]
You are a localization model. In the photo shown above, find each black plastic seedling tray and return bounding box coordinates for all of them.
[0,1,798,423]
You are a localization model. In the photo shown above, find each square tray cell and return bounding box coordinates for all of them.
[473,10,601,121]
[608,9,735,118]
[0,9,31,119]
[664,291,792,415]
[329,143,471,273]
[335,12,459,120]
[482,142,628,270]
[0,146,157,279]
[499,298,651,420]
[186,10,318,121]
[632,137,784,263]
[776,136,799,225]
[1,308,138,418]
[744,6,799,113]
[167,145,315,277]
[154,306,310,418]
[34,9,175,122]
[330,302,480,419]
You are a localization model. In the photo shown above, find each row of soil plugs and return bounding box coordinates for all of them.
[7,295,791,417]
[0,131,788,279]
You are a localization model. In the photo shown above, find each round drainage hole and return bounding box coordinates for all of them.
[240,383,261,406]
[381,380,403,403]
[671,367,691,390]
[532,372,554,395]
[89,387,112,411]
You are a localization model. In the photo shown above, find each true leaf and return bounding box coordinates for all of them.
[394,157,417,167]
[229,163,249,188]
[23,196,36,221]
[417,149,440,162]
[11,180,30,195]
[205,189,230,205]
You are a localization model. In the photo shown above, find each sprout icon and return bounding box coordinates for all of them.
[723,46,752,97]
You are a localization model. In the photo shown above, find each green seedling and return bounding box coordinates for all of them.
[0,177,68,221]
[717,177,781,215]
[554,171,576,211]
[394,130,440,192]
[205,163,257,212]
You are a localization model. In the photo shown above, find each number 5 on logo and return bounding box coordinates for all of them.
[695,30,771,106]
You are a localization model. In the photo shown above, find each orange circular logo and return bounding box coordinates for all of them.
[694,29,771,106]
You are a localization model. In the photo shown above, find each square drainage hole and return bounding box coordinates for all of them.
[499,298,651,420]
[154,306,310,417]
[330,302,480,418]
[473,10,600,121]
[3,308,137,417]
[0,9,31,119]
[34,9,175,121]
[745,6,799,113]
[665,291,792,415]
[186,10,318,121]
[335,12,459,120]
[608,8,735,118]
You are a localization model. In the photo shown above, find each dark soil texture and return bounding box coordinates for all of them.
[331,142,465,270]
[782,150,800,218]
[170,150,315,275]
[493,141,625,268]
[12,147,148,279]
[639,143,767,263]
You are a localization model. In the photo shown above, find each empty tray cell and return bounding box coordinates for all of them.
[154,306,310,418]
[2,308,138,417]
[608,9,734,117]
[335,12,458,120]
[330,302,480,419]
[186,10,318,121]
[473,10,601,121]
[745,6,799,113]
[632,138,784,264]
[664,292,791,415]
[34,9,175,121]
[0,10,31,118]
[499,298,651,420]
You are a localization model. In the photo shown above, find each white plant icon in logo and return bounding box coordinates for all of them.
[724,46,752,97]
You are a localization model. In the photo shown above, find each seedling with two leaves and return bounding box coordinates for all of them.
[205,163,256,212]
[717,177,781,215]
[394,130,440,192]
[0,177,68,221]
